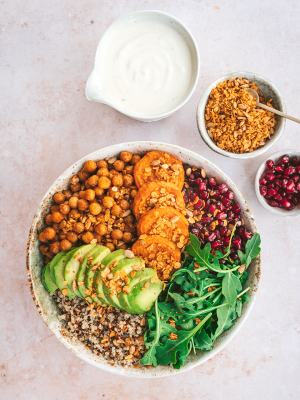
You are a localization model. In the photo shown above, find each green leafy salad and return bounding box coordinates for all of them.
[140,227,261,369]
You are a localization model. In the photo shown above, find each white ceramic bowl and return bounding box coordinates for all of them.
[85,11,200,122]
[255,149,300,217]
[197,71,286,159]
[27,141,261,378]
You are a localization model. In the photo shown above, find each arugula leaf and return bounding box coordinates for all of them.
[214,301,237,339]
[169,292,194,310]
[238,233,261,267]
[194,329,213,350]
[155,313,212,367]
[185,236,222,272]
[235,299,242,317]
[222,272,242,306]
[140,300,161,366]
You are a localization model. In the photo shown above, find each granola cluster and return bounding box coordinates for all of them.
[205,77,277,153]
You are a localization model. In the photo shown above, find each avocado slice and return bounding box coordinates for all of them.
[127,270,163,314]
[64,244,95,298]
[42,263,50,292]
[104,257,144,311]
[54,249,77,299]
[94,249,126,306]
[77,246,110,302]
[43,252,66,293]
[85,246,111,304]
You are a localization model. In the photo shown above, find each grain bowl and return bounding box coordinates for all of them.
[27,141,261,378]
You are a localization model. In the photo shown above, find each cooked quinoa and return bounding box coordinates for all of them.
[52,291,146,368]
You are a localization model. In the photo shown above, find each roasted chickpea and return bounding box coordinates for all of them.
[71,183,81,192]
[67,231,78,243]
[39,244,49,255]
[96,214,105,223]
[69,209,80,219]
[89,202,102,215]
[43,227,56,240]
[125,214,135,224]
[78,170,90,181]
[78,191,86,199]
[59,231,67,240]
[88,175,99,187]
[84,189,95,202]
[77,198,89,211]
[82,231,94,244]
[51,211,64,223]
[123,174,134,187]
[72,192,79,198]
[59,220,67,230]
[85,181,92,189]
[117,243,127,250]
[88,225,94,232]
[131,189,137,198]
[50,242,60,254]
[97,167,110,177]
[45,214,53,225]
[73,222,85,234]
[111,229,123,240]
[113,160,125,171]
[45,251,54,260]
[69,196,78,209]
[111,205,122,217]
[109,169,118,177]
[112,174,123,187]
[94,233,102,243]
[53,193,65,204]
[120,151,133,163]
[51,205,60,213]
[102,196,115,208]
[60,239,72,251]
[98,176,111,189]
[83,160,97,173]
[52,223,59,230]
[63,190,73,200]
[108,186,119,198]
[106,242,115,252]
[95,187,104,197]
[119,199,130,210]
[95,223,107,236]
[123,232,133,243]
[97,160,108,169]
[130,154,141,165]
[59,203,70,215]
[125,165,134,174]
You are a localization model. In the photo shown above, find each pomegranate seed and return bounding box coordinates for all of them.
[232,218,242,226]
[219,258,226,265]
[218,183,229,194]
[291,157,299,166]
[224,236,230,246]
[207,232,217,242]
[218,226,227,236]
[216,212,227,220]
[232,236,242,250]
[273,194,282,201]
[266,173,275,181]
[266,168,275,174]
[227,210,234,218]
[199,237,205,246]
[274,179,282,187]
[275,165,284,174]
[281,155,290,164]
[267,188,277,197]
[260,186,267,196]
[190,192,197,202]
[213,189,221,198]
[199,191,209,199]
[231,252,240,262]
[281,178,288,188]
[209,177,217,187]
[232,203,241,213]
[211,240,222,248]
[183,195,188,203]
[225,190,234,200]
[197,181,207,191]
[268,200,279,207]
[201,227,210,235]
[286,195,292,201]
[292,174,300,182]
[189,174,197,186]
[194,200,202,209]
[267,183,274,189]
[295,166,300,174]
[266,159,274,169]
[280,198,293,209]
[202,216,213,223]
[194,222,202,229]
[215,201,225,211]
[239,228,252,240]
[286,180,295,192]
[221,197,232,207]
[296,182,300,191]
[291,195,298,205]
[193,170,202,179]
[215,230,221,240]
[208,204,217,214]
[284,166,295,176]
[191,228,200,237]
[259,178,268,185]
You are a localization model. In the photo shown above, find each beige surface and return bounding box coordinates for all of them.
[1,0,299,399]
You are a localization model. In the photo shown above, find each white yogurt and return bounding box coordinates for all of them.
[96,19,194,116]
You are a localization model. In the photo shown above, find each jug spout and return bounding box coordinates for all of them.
[85,69,110,105]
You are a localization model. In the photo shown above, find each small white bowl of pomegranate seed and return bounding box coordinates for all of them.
[255,150,300,217]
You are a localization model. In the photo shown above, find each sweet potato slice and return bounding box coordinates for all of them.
[133,182,186,221]
[134,151,185,190]
[132,235,181,281]
[137,207,189,248]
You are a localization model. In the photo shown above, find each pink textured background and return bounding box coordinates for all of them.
[1,1,299,399]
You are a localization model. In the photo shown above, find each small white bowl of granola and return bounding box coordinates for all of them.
[197,72,286,159]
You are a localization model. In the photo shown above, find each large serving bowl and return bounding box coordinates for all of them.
[197,71,286,159]
[27,141,261,378]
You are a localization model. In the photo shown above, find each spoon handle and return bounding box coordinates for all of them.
[258,103,300,124]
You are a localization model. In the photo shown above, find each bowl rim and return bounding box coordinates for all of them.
[255,149,300,217]
[27,141,261,378]
[85,10,200,122]
[196,71,286,159]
